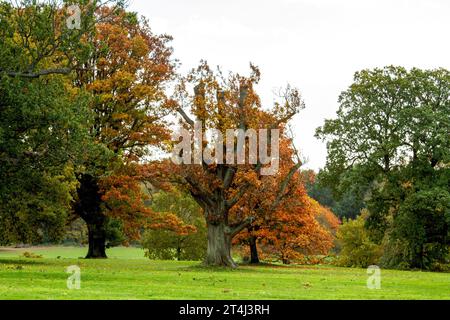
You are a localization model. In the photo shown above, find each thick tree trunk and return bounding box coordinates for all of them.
[249,236,260,264]
[75,174,108,259]
[85,218,107,259]
[205,222,237,268]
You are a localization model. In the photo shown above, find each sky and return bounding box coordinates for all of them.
[129,0,450,171]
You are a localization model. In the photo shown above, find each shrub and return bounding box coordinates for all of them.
[336,210,382,268]
[142,191,206,261]
[22,251,42,259]
[142,226,206,261]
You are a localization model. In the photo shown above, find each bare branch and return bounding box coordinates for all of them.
[269,162,301,212]
[4,67,71,78]
[176,107,194,127]
[228,216,255,237]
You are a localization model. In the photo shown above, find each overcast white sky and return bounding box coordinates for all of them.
[129,0,450,171]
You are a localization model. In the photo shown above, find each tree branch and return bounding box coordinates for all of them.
[269,162,301,212]
[228,216,255,237]
[176,107,195,127]
[4,67,72,78]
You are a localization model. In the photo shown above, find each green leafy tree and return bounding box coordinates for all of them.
[317,66,450,269]
[143,191,206,261]
[303,169,366,219]
[0,0,108,244]
[336,210,382,268]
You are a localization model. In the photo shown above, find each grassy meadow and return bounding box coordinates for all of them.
[0,246,449,300]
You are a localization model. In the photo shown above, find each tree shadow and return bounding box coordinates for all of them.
[0,259,45,266]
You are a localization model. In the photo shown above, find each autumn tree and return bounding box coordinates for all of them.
[168,62,303,267]
[72,6,184,258]
[263,198,337,264]
[233,141,339,264]
[230,135,301,263]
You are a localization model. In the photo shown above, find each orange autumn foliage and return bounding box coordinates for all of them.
[77,7,175,157]
[73,7,190,250]
[232,137,340,264]
[99,164,195,242]
[162,62,304,266]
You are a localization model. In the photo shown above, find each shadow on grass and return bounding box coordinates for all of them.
[183,261,293,273]
[0,259,45,266]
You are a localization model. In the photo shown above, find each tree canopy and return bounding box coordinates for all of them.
[317,66,450,269]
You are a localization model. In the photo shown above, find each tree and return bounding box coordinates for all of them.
[231,137,339,264]
[72,6,180,258]
[234,181,339,265]
[317,66,450,269]
[267,199,337,265]
[0,0,109,244]
[169,62,303,267]
[385,188,450,269]
[336,210,382,268]
[303,169,366,220]
[142,191,206,261]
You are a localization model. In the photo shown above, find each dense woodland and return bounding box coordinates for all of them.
[0,1,448,270]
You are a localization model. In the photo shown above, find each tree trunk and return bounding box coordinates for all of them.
[204,222,237,268]
[249,236,260,264]
[176,241,182,261]
[75,174,108,259]
[85,218,107,259]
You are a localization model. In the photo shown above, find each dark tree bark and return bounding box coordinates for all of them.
[249,236,260,264]
[86,217,107,258]
[176,239,182,261]
[74,174,108,259]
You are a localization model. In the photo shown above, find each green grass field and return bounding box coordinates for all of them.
[0,246,449,300]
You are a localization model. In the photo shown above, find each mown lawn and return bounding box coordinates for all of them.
[0,246,449,300]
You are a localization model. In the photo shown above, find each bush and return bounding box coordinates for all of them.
[336,210,382,268]
[142,228,206,261]
[142,191,207,261]
[22,251,42,259]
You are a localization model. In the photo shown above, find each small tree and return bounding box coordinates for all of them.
[336,210,382,268]
[142,191,206,261]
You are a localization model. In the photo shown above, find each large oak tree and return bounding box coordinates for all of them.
[73,6,184,258]
[316,66,450,269]
[169,62,303,267]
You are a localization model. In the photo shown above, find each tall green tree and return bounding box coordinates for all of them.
[316,66,450,269]
[0,0,109,244]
